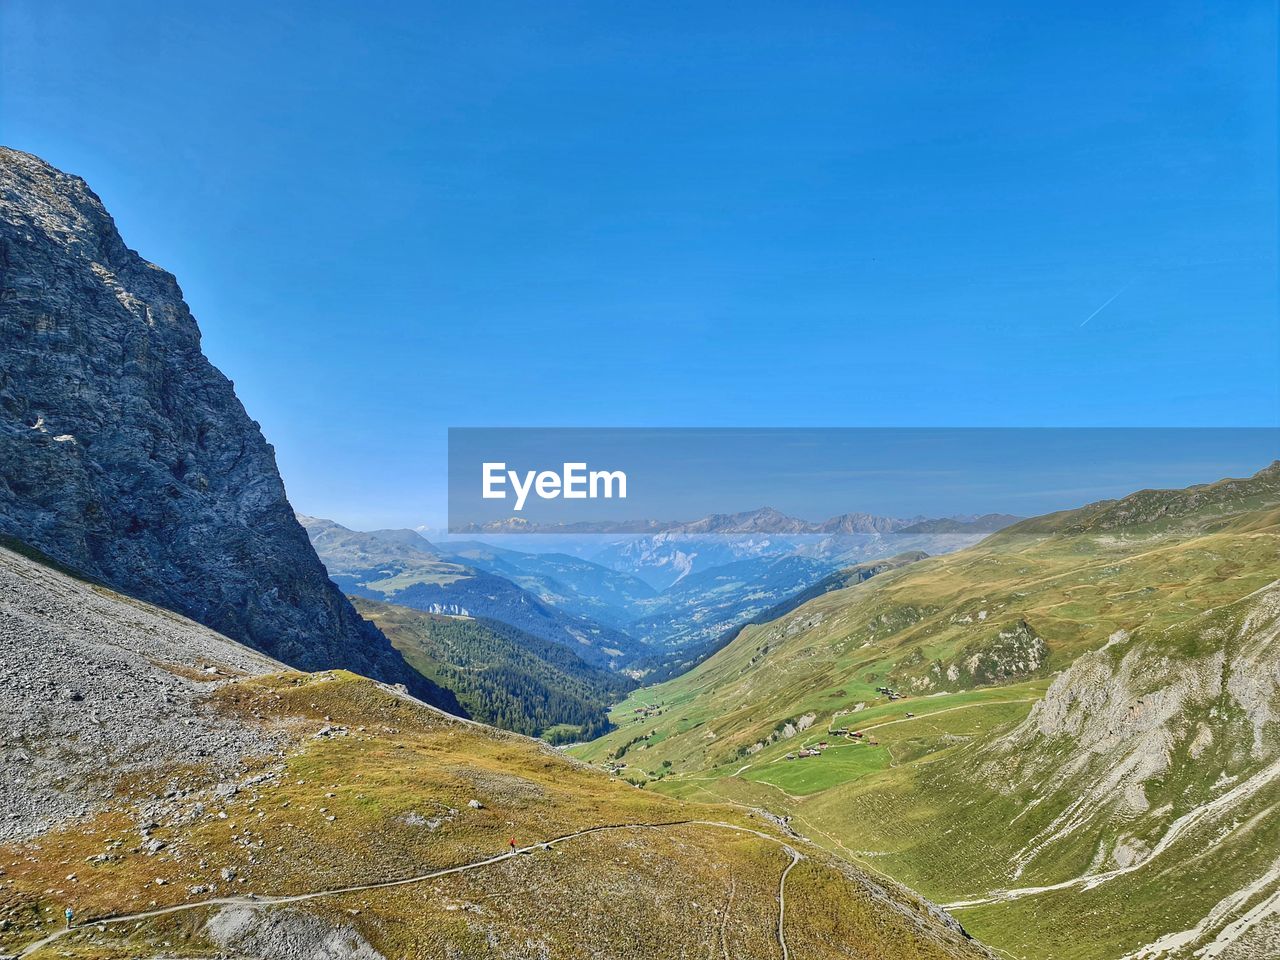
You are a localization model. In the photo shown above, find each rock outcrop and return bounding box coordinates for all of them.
[983,580,1280,866]
[0,147,446,703]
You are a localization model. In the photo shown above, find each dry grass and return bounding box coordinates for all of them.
[1,672,992,960]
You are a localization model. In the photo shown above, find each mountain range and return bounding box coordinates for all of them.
[303,515,979,684]
[455,506,1019,537]
[296,505,1025,735]
[435,538,658,629]
[0,147,994,960]
[299,515,646,670]
[6,145,1275,960]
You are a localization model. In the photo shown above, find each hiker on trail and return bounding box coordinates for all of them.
[64,906,73,928]
[509,837,517,853]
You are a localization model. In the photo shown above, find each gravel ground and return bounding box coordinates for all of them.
[0,544,284,842]
[206,906,386,960]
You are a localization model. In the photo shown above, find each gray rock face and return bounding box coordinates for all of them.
[0,147,440,701]
[983,581,1280,874]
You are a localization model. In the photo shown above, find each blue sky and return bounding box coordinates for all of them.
[2,1,1277,527]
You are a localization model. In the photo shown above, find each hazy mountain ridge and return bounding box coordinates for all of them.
[331,518,1003,672]
[898,514,1021,534]
[627,554,838,650]
[0,148,437,701]
[419,515,1010,652]
[585,524,1007,594]
[439,539,657,628]
[457,506,1019,537]
[300,515,646,670]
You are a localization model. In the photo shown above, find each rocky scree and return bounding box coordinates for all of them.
[0,543,284,842]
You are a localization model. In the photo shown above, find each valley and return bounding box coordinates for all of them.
[0,542,990,960]
[301,514,978,741]
[300,516,647,671]
[0,146,999,959]
[571,465,1280,959]
[2,142,1276,960]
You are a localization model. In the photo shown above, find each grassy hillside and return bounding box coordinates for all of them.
[353,596,633,741]
[806,581,1280,960]
[573,463,1280,959]
[0,544,994,959]
[638,552,929,684]
[627,554,837,650]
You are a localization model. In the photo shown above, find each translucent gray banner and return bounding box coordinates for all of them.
[447,427,1278,534]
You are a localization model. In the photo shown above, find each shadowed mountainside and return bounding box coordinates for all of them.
[352,595,634,741]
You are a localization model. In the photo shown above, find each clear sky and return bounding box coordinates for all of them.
[2,2,1277,527]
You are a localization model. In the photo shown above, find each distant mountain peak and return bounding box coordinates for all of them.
[668,506,815,535]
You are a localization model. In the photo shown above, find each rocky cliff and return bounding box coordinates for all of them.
[0,147,447,704]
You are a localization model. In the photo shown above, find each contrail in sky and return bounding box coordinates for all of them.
[1080,279,1136,327]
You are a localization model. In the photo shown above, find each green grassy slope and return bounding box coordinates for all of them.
[573,463,1280,959]
[1,522,998,960]
[353,596,633,741]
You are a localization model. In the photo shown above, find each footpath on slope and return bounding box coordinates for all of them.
[12,819,806,960]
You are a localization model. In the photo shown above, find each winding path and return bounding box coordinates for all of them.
[719,877,737,960]
[777,846,802,960]
[13,818,803,960]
